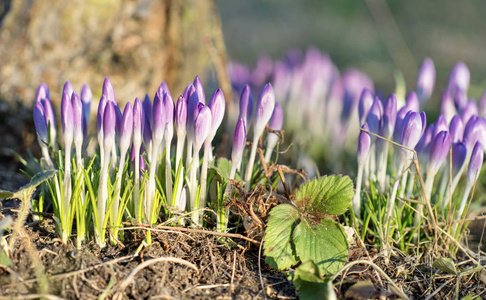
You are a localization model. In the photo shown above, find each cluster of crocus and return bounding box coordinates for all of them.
[229,47,374,175]
[32,76,282,247]
[353,58,485,246]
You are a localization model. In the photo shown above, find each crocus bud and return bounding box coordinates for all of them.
[186,85,199,140]
[71,92,84,150]
[152,92,166,144]
[433,115,448,137]
[382,94,397,139]
[467,141,483,184]
[254,83,276,138]
[102,77,116,103]
[97,96,108,134]
[34,102,48,143]
[427,131,450,175]
[401,111,424,149]
[453,89,468,112]
[158,81,172,100]
[193,105,212,151]
[35,83,50,102]
[405,92,419,112]
[357,123,371,165]
[463,116,486,154]
[365,97,383,138]
[358,88,374,125]
[416,124,434,162]
[41,98,56,146]
[416,58,436,103]
[143,94,153,146]
[163,92,174,140]
[449,115,464,145]
[207,89,226,142]
[393,106,410,142]
[115,105,123,145]
[193,75,205,104]
[232,118,247,166]
[80,84,92,125]
[447,62,470,97]
[63,81,74,98]
[239,85,253,127]
[441,91,456,122]
[452,141,467,175]
[460,99,478,125]
[120,102,134,153]
[176,95,187,138]
[269,102,284,131]
[132,97,144,147]
[479,91,486,118]
[61,92,74,146]
[103,101,116,151]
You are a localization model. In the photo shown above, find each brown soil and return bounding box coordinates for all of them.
[0,215,296,299]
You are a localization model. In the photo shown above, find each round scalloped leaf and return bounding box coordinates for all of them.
[293,218,348,276]
[264,204,299,270]
[295,175,353,215]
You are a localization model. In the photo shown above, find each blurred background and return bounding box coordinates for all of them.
[218,0,486,101]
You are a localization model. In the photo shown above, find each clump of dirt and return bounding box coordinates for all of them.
[0,218,296,299]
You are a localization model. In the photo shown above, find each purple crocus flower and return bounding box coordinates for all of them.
[452,141,467,175]
[193,105,212,151]
[382,94,397,139]
[416,58,436,102]
[358,88,374,126]
[186,85,200,140]
[102,77,116,103]
[393,106,410,142]
[441,91,456,122]
[163,92,174,139]
[254,83,276,138]
[416,124,434,162]
[433,115,448,136]
[340,69,374,122]
[460,99,478,125]
[103,101,116,150]
[33,102,48,143]
[405,92,420,112]
[232,118,247,166]
[447,62,470,97]
[176,95,187,137]
[193,75,205,104]
[120,102,134,153]
[35,83,50,103]
[142,94,153,147]
[467,141,483,183]
[80,84,92,125]
[239,85,253,127]
[449,115,464,145]
[132,97,144,150]
[453,89,468,112]
[152,92,166,145]
[41,98,56,146]
[269,102,284,131]
[207,89,226,141]
[71,92,84,151]
[61,92,74,147]
[159,81,172,100]
[357,123,371,165]
[365,97,383,138]
[463,116,486,154]
[63,81,74,98]
[115,105,123,145]
[400,111,425,150]
[427,131,450,175]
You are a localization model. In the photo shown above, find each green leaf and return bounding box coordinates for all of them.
[295,175,353,215]
[210,158,240,183]
[0,190,14,199]
[24,169,58,190]
[0,250,12,268]
[294,261,337,300]
[432,257,457,275]
[264,204,299,270]
[293,218,348,276]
